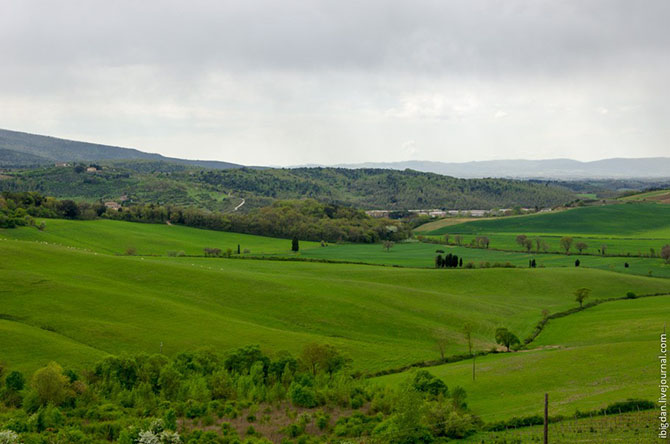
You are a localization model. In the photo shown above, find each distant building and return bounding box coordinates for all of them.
[86,167,98,173]
[104,201,122,211]
[365,210,390,218]
[54,162,69,167]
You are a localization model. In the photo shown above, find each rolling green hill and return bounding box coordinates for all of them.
[424,202,670,237]
[0,218,319,256]
[375,295,670,422]
[2,238,669,376]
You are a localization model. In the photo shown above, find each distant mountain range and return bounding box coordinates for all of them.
[0,128,245,170]
[2,128,669,180]
[320,159,670,179]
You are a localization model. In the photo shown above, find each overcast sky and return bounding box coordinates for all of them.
[1,1,668,166]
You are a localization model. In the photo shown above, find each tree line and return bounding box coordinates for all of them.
[0,192,412,243]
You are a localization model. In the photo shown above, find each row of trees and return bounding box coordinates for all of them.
[435,253,462,268]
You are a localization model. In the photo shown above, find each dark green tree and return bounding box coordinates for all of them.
[495,328,520,352]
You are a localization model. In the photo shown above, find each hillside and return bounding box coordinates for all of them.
[0,128,244,169]
[2,238,669,375]
[0,163,576,211]
[619,188,670,204]
[424,202,670,237]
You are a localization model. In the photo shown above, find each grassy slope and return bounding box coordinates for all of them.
[375,295,670,422]
[620,189,670,204]
[417,202,670,257]
[0,219,320,255]
[413,217,491,233]
[3,218,668,275]
[424,203,670,237]
[3,239,669,375]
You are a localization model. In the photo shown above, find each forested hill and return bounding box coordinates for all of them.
[0,162,575,211]
[197,167,575,209]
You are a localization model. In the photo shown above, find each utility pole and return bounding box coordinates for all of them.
[544,393,549,444]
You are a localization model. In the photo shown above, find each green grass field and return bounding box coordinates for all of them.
[423,202,670,237]
[302,240,670,277]
[0,218,320,255]
[2,213,670,431]
[417,202,670,258]
[423,231,669,257]
[2,237,669,377]
[465,410,658,443]
[374,295,670,422]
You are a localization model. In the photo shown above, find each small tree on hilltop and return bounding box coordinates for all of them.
[560,236,573,254]
[574,287,591,308]
[292,237,299,252]
[495,328,520,352]
[383,240,395,252]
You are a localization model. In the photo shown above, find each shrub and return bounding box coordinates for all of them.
[288,382,318,408]
[5,371,25,392]
[412,370,448,398]
[0,430,20,444]
[31,361,72,406]
[282,423,304,438]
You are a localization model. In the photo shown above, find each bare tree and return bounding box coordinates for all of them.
[383,240,395,252]
[523,238,533,252]
[433,328,449,360]
[575,242,588,253]
[463,323,473,356]
[559,236,573,254]
[662,245,670,263]
[515,234,528,249]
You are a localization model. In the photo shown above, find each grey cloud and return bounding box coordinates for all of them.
[2,0,668,73]
[0,1,668,165]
